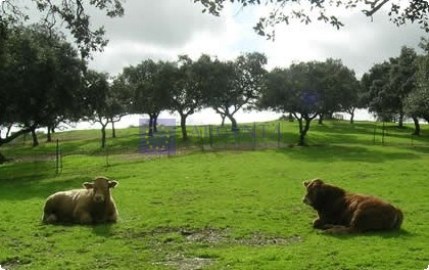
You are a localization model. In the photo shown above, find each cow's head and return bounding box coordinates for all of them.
[303,178,345,210]
[303,178,325,206]
[83,176,118,203]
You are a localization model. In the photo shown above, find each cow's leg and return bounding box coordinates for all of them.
[106,208,118,223]
[42,198,57,224]
[106,213,117,223]
[105,202,118,223]
[75,210,93,224]
[313,218,328,229]
[43,213,58,224]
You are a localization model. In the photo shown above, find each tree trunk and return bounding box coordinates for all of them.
[0,126,32,163]
[31,127,39,147]
[349,109,355,124]
[299,117,311,146]
[101,124,107,148]
[226,114,238,131]
[220,115,226,126]
[5,125,12,137]
[0,151,6,164]
[111,120,116,138]
[180,113,188,141]
[148,115,154,136]
[412,116,420,136]
[398,111,404,128]
[153,113,159,133]
[46,126,52,142]
[318,113,324,125]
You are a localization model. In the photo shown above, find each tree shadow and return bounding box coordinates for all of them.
[275,144,421,163]
[0,166,87,201]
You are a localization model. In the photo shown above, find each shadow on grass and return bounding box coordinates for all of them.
[92,223,114,237]
[0,164,86,201]
[322,228,413,240]
[275,144,421,163]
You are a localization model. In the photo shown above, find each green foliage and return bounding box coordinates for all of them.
[1,121,429,269]
[260,59,359,144]
[195,0,429,40]
[0,0,124,58]
[120,60,172,118]
[169,55,211,140]
[318,58,360,121]
[0,24,84,156]
[82,70,130,148]
[405,53,429,122]
[204,52,267,130]
[363,46,418,127]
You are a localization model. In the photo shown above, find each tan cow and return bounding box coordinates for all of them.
[42,176,119,224]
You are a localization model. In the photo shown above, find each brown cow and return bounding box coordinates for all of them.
[303,178,403,233]
[42,176,119,224]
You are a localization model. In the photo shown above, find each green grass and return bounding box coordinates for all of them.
[1,120,429,269]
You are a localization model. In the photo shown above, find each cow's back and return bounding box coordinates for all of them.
[43,189,90,223]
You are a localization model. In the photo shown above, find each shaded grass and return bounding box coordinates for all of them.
[0,120,429,269]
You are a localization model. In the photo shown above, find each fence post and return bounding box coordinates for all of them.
[373,123,377,144]
[277,122,281,148]
[197,126,204,151]
[382,121,385,145]
[253,122,256,150]
[105,141,110,168]
[55,139,60,175]
[234,127,238,149]
[209,125,213,148]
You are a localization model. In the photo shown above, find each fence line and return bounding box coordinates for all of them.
[3,121,429,175]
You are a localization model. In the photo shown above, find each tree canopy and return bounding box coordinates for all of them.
[194,0,429,39]
[119,60,173,135]
[0,0,124,58]
[259,58,360,145]
[0,24,85,161]
[203,52,267,130]
[363,47,418,128]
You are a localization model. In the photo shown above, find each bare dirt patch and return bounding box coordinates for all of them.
[181,227,302,246]
[157,254,213,270]
[1,256,32,269]
[124,226,302,270]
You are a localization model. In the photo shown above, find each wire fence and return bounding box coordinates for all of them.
[2,120,428,176]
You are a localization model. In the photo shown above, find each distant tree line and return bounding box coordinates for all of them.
[1,22,429,162]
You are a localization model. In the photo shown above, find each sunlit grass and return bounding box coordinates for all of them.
[0,120,429,269]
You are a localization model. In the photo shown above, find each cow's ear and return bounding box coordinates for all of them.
[313,179,324,185]
[83,182,94,189]
[108,180,118,188]
[303,181,310,187]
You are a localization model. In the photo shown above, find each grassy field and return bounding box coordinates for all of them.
[0,120,429,269]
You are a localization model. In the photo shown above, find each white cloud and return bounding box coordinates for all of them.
[88,1,425,78]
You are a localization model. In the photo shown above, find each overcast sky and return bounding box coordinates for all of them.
[15,0,427,126]
[86,0,425,79]
[77,0,428,125]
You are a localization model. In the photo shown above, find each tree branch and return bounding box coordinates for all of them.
[0,127,32,146]
[363,0,391,17]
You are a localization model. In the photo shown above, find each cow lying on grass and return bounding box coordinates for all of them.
[303,178,403,234]
[42,176,119,225]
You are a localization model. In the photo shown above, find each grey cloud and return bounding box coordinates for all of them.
[89,48,176,76]
[312,12,424,77]
[91,0,226,48]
